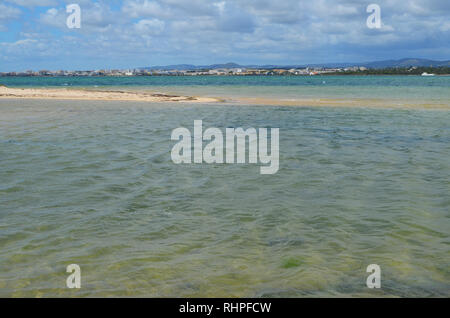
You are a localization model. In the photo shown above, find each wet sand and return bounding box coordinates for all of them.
[0,86,448,109]
[234,97,450,110]
[0,86,221,103]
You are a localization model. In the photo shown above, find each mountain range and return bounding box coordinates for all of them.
[141,58,450,71]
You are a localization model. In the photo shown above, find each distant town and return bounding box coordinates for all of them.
[0,66,369,77]
[1,63,449,77]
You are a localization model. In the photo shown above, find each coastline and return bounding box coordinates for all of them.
[234,97,450,109]
[0,86,221,103]
[0,86,448,109]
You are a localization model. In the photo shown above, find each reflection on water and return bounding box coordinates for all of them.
[0,99,449,297]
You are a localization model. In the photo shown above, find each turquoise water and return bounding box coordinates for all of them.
[0,97,449,297]
[2,75,450,101]
[2,75,450,88]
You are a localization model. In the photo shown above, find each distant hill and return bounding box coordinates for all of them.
[141,63,244,71]
[362,58,450,68]
[140,58,450,71]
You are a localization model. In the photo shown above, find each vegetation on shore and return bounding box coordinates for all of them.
[326,66,450,75]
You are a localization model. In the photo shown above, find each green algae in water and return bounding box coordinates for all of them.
[282,258,303,269]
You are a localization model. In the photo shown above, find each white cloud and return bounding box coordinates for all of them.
[134,19,165,35]
[0,3,21,31]
[0,3,21,21]
[1,0,449,70]
[122,0,169,19]
[39,7,65,28]
[39,1,125,32]
[5,0,58,7]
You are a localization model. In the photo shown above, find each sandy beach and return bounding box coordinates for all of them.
[0,86,449,109]
[0,86,221,103]
[235,97,450,109]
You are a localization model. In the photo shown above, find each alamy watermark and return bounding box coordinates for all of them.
[171,121,279,175]
[66,264,81,289]
[66,4,81,29]
[65,3,379,30]
[64,3,379,30]
[366,4,382,29]
[366,264,381,289]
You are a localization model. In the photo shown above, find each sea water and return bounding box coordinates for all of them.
[0,76,449,297]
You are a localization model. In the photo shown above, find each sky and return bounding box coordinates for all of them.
[0,0,449,71]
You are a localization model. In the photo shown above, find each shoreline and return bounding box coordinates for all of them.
[0,86,448,109]
[0,86,222,103]
[233,97,450,109]
[1,74,450,78]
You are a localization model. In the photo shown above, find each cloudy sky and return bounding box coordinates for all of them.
[0,0,449,71]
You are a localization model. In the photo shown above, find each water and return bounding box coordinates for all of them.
[0,76,449,297]
[1,75,450,102]
[2,75,450,88]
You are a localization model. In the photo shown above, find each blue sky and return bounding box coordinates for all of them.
[0,0,449,71]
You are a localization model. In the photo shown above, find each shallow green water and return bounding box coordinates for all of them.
[0,99,449,297]
[2,75,450,102]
